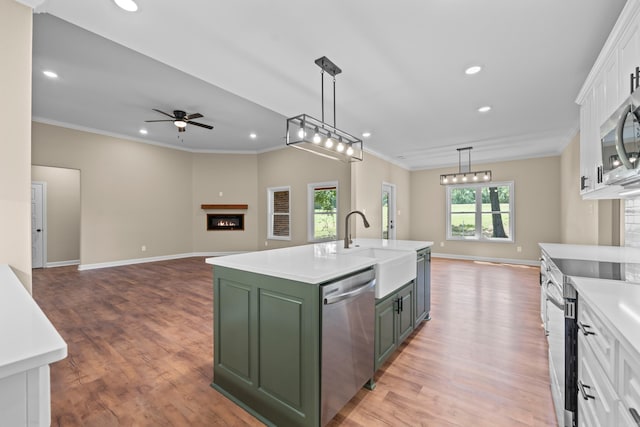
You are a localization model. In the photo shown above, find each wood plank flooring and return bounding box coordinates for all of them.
[32,257,556,426]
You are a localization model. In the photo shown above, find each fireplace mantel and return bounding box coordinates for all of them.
[200,204,248,210]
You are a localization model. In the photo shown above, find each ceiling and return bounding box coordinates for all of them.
[31,0,627,170]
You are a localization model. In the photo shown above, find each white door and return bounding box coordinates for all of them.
[31,182,45,268]
[381,183,396,240]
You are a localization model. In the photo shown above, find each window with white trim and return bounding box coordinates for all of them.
[308,182,338,242]
[446,181,514,242]
[268,186,291,240]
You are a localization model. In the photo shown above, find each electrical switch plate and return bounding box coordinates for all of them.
[516,246,522,252]
[141,245,147,252]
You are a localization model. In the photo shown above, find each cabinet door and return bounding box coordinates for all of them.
[375,295,397,370]
[397,282,414,343]
[619,20,640,100]
[578,334,618,427]
[414,252,426,326]
[619,341,640,425]
[580,90,597,194]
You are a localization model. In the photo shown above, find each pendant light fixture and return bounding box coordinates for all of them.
[286,57,363,162]
[440,147,492,185]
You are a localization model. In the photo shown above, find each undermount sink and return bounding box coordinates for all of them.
[339,247,416,299]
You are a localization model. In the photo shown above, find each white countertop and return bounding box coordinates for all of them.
[571,276,640,357]
[206,239,432,284]
[539,242,640,263]
[0,264,67,379]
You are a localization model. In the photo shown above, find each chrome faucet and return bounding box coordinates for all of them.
[344,210,370,248]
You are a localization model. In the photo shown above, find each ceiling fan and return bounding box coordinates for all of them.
[145,109,213,133]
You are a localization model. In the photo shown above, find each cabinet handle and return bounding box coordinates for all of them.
[395,297,401,314]
[400,296,403,312]
[578,322,596,336]
[578,381,595,400]
[630,408,640,426]
[581,175,588,191]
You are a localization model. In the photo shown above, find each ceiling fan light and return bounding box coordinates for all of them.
[174,120,187,128]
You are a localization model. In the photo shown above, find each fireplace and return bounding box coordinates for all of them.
[207,214,244,231]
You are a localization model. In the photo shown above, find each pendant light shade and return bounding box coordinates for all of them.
[286,57,363,162]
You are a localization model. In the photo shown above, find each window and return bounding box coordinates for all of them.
[268,186,290,240]
[308,182,338,242]
[446,181,514,242]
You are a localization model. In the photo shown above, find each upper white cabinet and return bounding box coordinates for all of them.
[577,0,640,199]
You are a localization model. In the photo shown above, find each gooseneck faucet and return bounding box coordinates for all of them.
[344,210,370,248]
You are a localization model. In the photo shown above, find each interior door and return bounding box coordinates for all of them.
[382,183,396,240]
[31,182,45,268]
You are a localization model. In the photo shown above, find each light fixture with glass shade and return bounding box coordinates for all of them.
[286,57,363,162]
[440,147,492,185]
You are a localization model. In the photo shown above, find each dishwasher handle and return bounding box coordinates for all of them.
[324,279,375,305]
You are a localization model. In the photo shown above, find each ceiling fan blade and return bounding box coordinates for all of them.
[187,121,213,130]
[144,119,174,122]
[152,108,176,119]
[186,113,203,120]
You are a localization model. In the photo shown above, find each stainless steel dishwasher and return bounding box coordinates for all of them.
[320,268,376,426]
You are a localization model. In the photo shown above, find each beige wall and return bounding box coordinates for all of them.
[0,0,32,290]
[410,156,562,262]
[191,153,259,252]
[31,165,81,263]
[560,133,599,244]
[351,152,411,239]
[257,147,351,249]
[32,122,193,266]
[560,133,620,245]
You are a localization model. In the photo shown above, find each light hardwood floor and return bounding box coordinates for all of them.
[33,257,556,426]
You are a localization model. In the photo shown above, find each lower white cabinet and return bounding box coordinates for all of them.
[578,295,640,427]
[578,336,617,427]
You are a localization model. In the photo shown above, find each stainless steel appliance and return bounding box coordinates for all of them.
[601,90,640,186]
[542,256,640,427]
[320,268,375,426]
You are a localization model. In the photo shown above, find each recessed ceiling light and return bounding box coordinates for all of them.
[249,133,257,139]
[362,132,371,138]
[139,129,148,135]
[465,65,482,75]
[478,105,492,113]
[43,70,58,79]
[114,0,138,12]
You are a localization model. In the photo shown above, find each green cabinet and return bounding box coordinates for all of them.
[374,280,414,371]
[212,266,320,427]
[414,247,431,326]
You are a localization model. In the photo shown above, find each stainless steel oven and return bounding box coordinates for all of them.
[542,256,640,427]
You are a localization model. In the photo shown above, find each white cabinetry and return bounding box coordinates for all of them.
[577,294,640,426]
[577,1,640,199]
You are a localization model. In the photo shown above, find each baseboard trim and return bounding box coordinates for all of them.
[46,260,80,268]
[431,252,540,267]
[77,251,250,271]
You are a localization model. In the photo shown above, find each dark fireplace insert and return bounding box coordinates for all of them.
[207,214,244,231]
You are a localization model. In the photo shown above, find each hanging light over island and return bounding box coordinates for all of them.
[286,57,364,162]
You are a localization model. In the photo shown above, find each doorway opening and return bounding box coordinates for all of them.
[382,182,396,240]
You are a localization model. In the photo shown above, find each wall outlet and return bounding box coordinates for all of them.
[516,246,522,253]
[264,241,268,247]
[440,241,445,247]
[219,191,223,197]
[141,245,147,252]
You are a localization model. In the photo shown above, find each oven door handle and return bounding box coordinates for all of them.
[545,280,564,310]
[547,294,564,310]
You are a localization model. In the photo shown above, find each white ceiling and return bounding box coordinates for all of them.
[31,0,627,170]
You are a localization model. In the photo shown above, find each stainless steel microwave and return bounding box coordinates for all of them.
[601,90,640,185]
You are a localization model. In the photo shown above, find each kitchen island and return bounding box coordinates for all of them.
[206,238,432,427]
